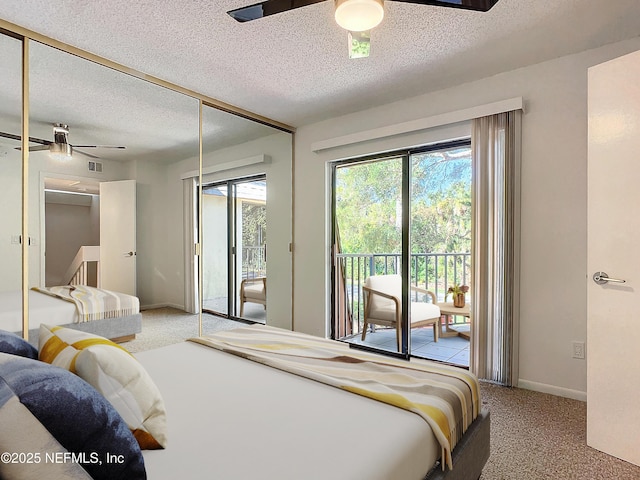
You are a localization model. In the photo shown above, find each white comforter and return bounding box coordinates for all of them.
[0,290,78,332]
[137,341,440,480]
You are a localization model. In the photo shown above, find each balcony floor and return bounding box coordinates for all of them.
[203,297,266,323]
[342,324,470,368]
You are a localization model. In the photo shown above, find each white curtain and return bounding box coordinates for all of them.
[470,110,521,386]
[183,177,199,314]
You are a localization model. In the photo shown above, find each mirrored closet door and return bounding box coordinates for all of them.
[0,31,24,335]
[0,25,295,344]
[200,104,293,333]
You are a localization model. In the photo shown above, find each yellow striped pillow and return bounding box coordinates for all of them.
[38,325,167,450]
[39,325,130,372]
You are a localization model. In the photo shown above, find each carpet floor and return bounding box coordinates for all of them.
[127,308,640,479]
[479,382,640,479]
[122,307,245,353]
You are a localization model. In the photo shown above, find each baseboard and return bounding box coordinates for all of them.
[517,379,586,402]
[140,302,185,312]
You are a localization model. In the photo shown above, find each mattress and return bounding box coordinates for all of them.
[0,289,142,346]
[136,341,441,480]
[0,289,79,332]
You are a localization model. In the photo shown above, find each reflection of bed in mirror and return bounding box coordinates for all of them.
[0,287,142,346]
[137,325,490,480]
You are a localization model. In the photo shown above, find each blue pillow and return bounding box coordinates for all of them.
[0,330,38,359]
[0,352,146,479]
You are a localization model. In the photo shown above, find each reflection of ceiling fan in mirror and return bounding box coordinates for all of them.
[0,123,126,160]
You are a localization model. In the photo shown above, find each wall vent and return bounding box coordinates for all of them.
[88,161,103,173]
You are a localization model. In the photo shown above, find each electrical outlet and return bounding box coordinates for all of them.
[572,341,585,359]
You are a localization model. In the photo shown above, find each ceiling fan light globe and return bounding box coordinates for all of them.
[49,142,73,161]
[335,0,384,32]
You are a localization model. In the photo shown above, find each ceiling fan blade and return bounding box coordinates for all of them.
[74,149,101,159]
[72,145,126,149]
[0,131,21,142]
[391,0,499,11]
[228,0,326,22]
[0,131,51,145]
[14,144,51,152]
[29,145,51,152]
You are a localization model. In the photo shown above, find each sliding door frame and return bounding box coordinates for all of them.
[21,34,30,339]
[201,173,267,323]
[331,153,410,359]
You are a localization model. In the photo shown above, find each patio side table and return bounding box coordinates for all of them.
[436,302,471,340]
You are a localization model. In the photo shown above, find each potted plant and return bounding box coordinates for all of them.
[446,284,469,308]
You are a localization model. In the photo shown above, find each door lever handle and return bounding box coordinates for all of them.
[593,271,626,285]
[124,251,135,257]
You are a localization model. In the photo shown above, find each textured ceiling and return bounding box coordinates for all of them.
[1,0,640,128]
[1,0,639,167]
[0,32,282,164]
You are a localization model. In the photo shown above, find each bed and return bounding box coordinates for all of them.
[0,286,142,345]
[135,325,490,480]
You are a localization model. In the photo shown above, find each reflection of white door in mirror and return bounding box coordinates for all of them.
[100,180,136,296]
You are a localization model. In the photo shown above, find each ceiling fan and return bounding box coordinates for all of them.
[228,0,499,57]
[228,0,500,34]
[0,123,126,160]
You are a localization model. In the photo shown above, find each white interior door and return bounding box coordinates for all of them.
[100,180,136,295]
[587,49,640,467]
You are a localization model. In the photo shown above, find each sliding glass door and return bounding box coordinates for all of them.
[332,156,407,356]
[202,182,230,316]
[332,141,472,365]
[202,175,267,322]
[409,146,472,365]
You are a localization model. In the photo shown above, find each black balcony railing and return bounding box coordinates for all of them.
[335,252,471,337]
[242,245,266,279]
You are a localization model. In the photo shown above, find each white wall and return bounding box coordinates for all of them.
[159,158,192,310]
[201,194,228,301]
[44,195,99,286]
[89,195,100,247]
[130,158,187,310]
[293,37,640,400]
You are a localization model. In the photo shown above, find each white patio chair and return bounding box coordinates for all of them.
[240,277,266,317]
[362,274,440,351]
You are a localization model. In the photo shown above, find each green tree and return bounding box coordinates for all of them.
[335,147,471,258]
[335,159,402,254]
[242,202,266,247]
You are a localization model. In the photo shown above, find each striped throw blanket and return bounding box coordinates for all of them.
[32,285,139,322]
[191,325,481,470]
